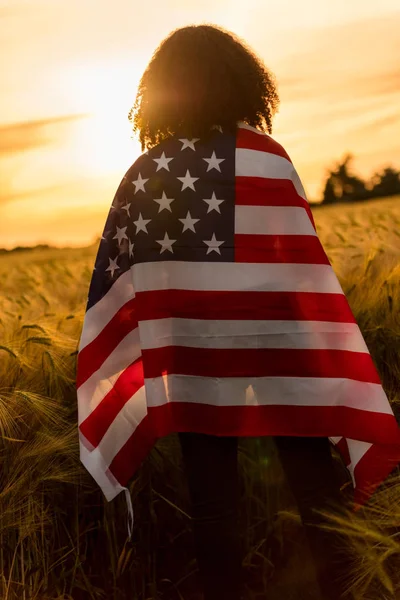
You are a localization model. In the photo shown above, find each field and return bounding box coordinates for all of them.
[0,195,400,600]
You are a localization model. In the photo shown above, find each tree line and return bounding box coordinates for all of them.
[320,154,400,204]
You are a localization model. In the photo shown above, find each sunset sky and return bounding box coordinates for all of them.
[1,0,399,249]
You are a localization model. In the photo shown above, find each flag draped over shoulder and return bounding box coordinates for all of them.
[77,122,400,540]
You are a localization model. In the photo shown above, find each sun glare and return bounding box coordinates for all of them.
[61,62,144,178]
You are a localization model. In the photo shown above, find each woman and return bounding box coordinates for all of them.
[77,22,400,600]
[127,24,348,600]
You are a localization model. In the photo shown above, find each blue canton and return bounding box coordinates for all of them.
[87,128,236,310]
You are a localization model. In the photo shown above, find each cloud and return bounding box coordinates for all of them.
[0,113,90,155]
[0,173,119,249]
[0,183,73,205]
[353,113,400,135]
[0,171,114,207]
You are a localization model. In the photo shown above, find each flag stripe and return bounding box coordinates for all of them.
[236,147,306,201]
[79,358,144,448]
[79,270,135,351]
[234,234,329,264]
[76,297,138,388]
[89,401,400,493]
[235,177,316,229]
[79,435,131,502]
[234,206,316,236]
[138,318,369,352]
[236,147,297,184]
[144,373,391,415]
[148,402,400,443]
[78,366,125,426]
[77,325,140,392]
[141,346,381,382]
[81,370,393,455]
[135,289,356,323]
[96,384,148,470]
[108,413,155,490]
[236,124,292,160]
[132,261,344,294]
[77,328,141,422]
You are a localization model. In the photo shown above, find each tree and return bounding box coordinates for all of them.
[322,176,337,204]
[370,167,400,198]
[321,154,369,203]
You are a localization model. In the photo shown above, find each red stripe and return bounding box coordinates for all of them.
[147,403,400,446]
[76,297,138,388]
[106,402,400,509]
[236,127,291,161]
[353,441,400,508]
[79,357,144,448]
[136,289,356,324]
[141,346,381,383]
[108,414,156,486]
[235,177,316,230]
[235,234,330,264]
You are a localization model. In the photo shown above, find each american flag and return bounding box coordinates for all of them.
[77,122,400,539]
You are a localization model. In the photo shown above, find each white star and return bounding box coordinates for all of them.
[203,151,225,172]
[177,169,199,191]
[211,125,223,133]
[128,239,134,259]
[105,256,120,278]
[203,233,224,255]
[179,211,200,233]
[203,192,225,214]
[153,191,175,213]
[153,152,174,172]
[101,229,111,241]
[156,232,176,254]
[134,213,151,234]
[113,226,128,245]
[132,173,149,194]
[179,138,200,151]
[121,200,131,215]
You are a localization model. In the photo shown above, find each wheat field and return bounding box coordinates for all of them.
[0,196,399,600]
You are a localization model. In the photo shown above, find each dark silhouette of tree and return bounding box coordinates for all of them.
[370,167,400,198]
[322,154,368,203]
[322,176,337,204]
[320,155,400,204]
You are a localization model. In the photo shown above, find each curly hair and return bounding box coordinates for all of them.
[128,24,280,151]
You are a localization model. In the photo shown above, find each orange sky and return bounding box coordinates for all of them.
[1,0,399,249]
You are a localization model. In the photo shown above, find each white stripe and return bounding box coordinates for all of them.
[345,439,373,487]
[329,436,344,445]
[77,328,141,424]
[347,439,373,467]
[236,148,307,201]
[138,318,369,352]
[93,386,147,474]
[132,261,344,294]
[235,205,316,236]
[79,386,147,501]
[79,434,127,501]
[144,374,392,415]
[79,270,135,352]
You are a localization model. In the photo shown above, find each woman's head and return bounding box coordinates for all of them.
[129,24,280,151]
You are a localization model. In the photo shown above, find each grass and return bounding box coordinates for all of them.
[0,195,399,600]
